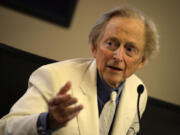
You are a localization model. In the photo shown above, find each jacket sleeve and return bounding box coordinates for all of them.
[0,65,57,135]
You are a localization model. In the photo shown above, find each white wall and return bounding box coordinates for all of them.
[0,0,180,105]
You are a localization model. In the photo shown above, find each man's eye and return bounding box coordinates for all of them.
[125,45,137,56]
[126,47,134,52]
[107,41,113,46]
[105,40,119,50]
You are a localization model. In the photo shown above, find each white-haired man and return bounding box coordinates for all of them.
[0,7,159,135]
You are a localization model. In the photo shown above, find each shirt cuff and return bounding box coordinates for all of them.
[37,112,53,135]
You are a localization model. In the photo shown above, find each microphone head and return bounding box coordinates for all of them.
[137,84,144,94]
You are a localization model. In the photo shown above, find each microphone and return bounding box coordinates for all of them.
[137,84,144,95]
[137,84,144,135]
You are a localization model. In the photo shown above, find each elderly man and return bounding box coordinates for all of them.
[0,7,159,135]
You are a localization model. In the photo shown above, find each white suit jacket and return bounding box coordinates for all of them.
[0,58,148,135]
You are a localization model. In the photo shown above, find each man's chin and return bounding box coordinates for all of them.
[103,73,124,87]
[106,79,123,88]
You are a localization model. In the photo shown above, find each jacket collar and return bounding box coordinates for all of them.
[78,59,99,135]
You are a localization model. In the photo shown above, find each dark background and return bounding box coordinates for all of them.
[0,0,78,28]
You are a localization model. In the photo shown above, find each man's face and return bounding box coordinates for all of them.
[91,16,146,88]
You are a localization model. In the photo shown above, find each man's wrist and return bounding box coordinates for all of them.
[37,112,53,135]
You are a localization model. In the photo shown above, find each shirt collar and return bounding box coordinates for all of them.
[97,71,125,104]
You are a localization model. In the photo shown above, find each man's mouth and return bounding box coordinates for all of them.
[108,66,122,71]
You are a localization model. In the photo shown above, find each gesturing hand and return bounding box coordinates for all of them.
[47,81,83,130]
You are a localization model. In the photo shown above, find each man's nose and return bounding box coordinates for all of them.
[113,47,124,62]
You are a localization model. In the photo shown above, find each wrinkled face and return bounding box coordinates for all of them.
[91,16,146,88]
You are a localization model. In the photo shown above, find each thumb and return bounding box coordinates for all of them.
[57,81,71,95]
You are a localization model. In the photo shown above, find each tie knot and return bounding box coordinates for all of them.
[110,91,117,102]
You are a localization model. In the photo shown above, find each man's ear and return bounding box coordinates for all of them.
[137,56,147,70]
[91,44,97,58]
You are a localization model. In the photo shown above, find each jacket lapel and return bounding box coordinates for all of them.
[74,60,99,135]
[111,77,138,135]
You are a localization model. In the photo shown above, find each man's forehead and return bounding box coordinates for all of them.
[104,17,145,38]
[107,16,145,30]
[101,16,146,50]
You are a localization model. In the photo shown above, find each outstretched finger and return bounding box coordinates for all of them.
[49,94,71,106]
[58,81,71,95]
[63,97,78,107]
[62,110,81,124]
[64,104,83,116]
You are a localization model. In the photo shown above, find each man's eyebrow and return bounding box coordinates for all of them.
[106,36,119,42]
[126,42,136,46]
[125,42,140,51]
